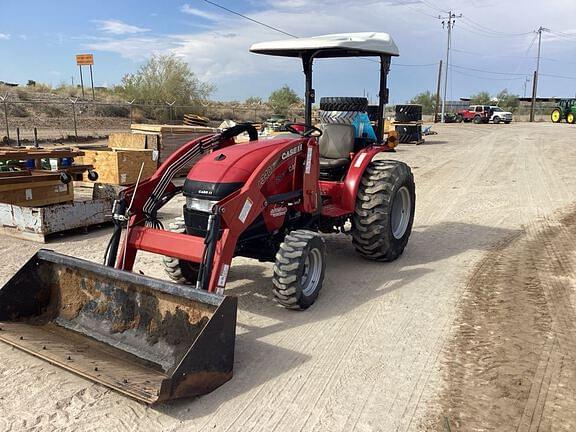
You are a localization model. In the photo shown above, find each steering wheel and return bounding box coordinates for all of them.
[220,123,258,141]
[285,123,323,138]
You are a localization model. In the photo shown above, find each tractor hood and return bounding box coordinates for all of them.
[183,137,300,200]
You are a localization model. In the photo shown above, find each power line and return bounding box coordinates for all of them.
[451,64,528,76]
[540,73,576,80]
[451,68,526,81]
[202,0,437,70]
[201,0,297,38]
[460,16,533,37]
[419,0,449,14]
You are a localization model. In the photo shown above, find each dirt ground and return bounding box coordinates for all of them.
[0,122,575,431]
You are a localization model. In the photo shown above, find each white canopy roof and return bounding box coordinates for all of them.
[250,32,399,58]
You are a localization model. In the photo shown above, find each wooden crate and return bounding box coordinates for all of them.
[78,148,157,185]
[130,124,216,175]
[108,133,159,151]
[0,180,73,207]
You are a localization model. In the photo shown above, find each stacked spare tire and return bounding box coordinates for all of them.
[394,104,423,144]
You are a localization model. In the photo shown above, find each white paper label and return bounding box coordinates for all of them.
[238,197,253,223]
[217,264,230,288]
[49,159,59,171]
[25,189,32,200]
[120,173,127,183]
[305,147,313,174]
[354,153,367,168]
[152,150,159,161]
[58,184,67,192]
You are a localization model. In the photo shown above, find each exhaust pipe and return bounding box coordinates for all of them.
[0,250,237,404]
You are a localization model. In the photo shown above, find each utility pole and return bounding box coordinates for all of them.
[434,60,443,123]
[438,11,462,123]
[530,26,549,122]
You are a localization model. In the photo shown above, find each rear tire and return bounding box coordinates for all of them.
[352,160,415,261]
[473,115,481,124]
[551,108,562,123]
[395,104,423,123]
[273,230,326,310]
[319,97,368,112]
[162,218,200,285]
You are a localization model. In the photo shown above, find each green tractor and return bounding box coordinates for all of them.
[551,98,576,124]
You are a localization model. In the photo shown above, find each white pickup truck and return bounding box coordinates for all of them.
[490,106,513,124]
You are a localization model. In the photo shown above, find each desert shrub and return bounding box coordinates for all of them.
[37,104,64,117]
[8,104,29,117]
[93,104,130,117]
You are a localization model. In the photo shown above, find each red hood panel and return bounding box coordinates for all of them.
[186,137,300,184]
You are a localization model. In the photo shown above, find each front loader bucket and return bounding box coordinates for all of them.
[0,250,237,405]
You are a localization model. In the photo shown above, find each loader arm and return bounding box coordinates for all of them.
[107,124,259,270]
[120,136,320,294]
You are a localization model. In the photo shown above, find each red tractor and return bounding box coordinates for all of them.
[0,33,415,404]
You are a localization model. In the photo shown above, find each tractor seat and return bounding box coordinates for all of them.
[318,124,355,170]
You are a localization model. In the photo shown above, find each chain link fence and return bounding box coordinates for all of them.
[0,91,560,144]
[0,93,306,143]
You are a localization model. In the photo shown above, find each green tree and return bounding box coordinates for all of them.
[495,89,520,112]
[471,91,491,105]
[268,85,302,115]
[120,54,214,106]
[245,96,263,105]
[409,91,436,115]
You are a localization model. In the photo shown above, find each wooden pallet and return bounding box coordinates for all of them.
[0,184,114,242]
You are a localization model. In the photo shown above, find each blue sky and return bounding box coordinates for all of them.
[1,0,576,103]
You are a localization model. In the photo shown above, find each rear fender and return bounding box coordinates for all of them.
[341,146,386,213]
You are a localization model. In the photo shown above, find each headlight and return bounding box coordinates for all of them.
[186,197,218,213]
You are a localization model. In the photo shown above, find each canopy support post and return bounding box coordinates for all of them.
[376,55,391,144]
[302,54,314,129]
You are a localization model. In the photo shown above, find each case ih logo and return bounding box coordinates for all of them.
[281,144,303,160]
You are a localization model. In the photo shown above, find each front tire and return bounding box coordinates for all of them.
[273,230,326,310]
[162,218,200,285]
[567,113,575,124]
[551,108,562,123]
[352,160,415,261]
[493,116,500,124]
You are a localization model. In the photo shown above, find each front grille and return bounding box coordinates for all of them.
[183,206,210,237]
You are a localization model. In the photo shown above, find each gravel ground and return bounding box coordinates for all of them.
[0,122,575,431]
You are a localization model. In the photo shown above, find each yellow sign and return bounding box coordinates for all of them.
[76,54,94,66]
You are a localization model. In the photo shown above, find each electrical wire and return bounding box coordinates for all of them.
[419,0,449,14]
[201,0,438,70]
[460,16,533,37]
[451,64,529,76]
[201,0,297,38]
[540,73,576,80]
[451,68,526,81]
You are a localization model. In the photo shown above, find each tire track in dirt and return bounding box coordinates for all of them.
[427,206,576,431]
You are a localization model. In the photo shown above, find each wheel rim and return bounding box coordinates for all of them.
[301,248,323,296]
[552,110,560,122]
[391,186,411,240]
[569,113,574,123]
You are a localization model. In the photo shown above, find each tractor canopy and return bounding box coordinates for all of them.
[249,32,399,58]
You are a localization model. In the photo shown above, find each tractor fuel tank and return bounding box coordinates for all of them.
[0,250,237,404]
